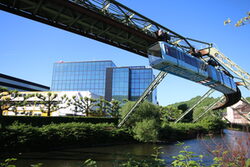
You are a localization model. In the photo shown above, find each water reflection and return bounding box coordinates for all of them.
[11,129,250,167]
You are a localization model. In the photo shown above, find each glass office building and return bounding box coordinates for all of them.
[51,61,157,103]
[51,61,115,96]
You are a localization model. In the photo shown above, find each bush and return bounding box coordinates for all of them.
[0,122,133,153]
[120,101,161,127]
[199,117,226,133]
[159,118,226,141]
[132,119,159,142]
[0,116,118,127]
[159,123,206,140]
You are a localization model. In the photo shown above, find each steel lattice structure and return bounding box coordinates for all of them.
[0,0,209,57]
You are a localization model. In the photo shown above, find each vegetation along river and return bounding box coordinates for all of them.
[10,129,250,166]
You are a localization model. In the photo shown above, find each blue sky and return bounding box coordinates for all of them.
[0,0,250,106]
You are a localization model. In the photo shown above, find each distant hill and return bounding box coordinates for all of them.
[167,96,250,122]
[166,96,225,121]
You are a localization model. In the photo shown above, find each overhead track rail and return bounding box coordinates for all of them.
[0,0,209,57]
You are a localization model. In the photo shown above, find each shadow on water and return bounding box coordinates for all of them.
[6,129,250,167]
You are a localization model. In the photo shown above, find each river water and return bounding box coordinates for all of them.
[12,129,250,166]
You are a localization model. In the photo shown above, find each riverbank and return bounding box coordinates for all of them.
[0,118,226,156]
[3,129,249,167]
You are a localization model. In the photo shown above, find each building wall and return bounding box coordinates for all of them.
[51,61,115,96]
[51,61,157,103]
[226,100,250,124]
[110,67,130,101]
[130,66,155,103]
[4,91,100,116]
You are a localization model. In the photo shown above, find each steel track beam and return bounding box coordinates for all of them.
[0,0,209,58]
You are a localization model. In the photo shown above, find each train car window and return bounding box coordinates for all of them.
[168,47,178,58]
[184,55,198,67]
[148,43,162,58]
[199,61,207,71]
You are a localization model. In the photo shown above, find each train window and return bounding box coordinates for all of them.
[148,43,162,57]
[168,47,178,58]
[148,43,162,58]
[184,55,198,67]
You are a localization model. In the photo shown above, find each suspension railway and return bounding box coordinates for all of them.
[1,0,249,125]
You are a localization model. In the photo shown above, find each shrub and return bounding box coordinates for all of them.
[0,122,133,153]
[0,116,118,127]
[132,119,159,142]
[120,101,161,127]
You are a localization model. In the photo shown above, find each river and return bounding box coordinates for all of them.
[11,129,250,166]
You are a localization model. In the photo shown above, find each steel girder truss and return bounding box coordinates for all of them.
[209,48,250,90]
[0,0,209,57]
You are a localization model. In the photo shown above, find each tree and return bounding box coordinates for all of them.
[94,97,110,117]
[120,101,161,127]
[132,119,159,142]
[177,104,193,122]
[160,106,182,122]
[107,100,121,118]
[224,11,250,27]
[120,101,161,142]
[35,92,69,116]
[70,96,97,117]
[9,93,34,116]
[0,87,18,117]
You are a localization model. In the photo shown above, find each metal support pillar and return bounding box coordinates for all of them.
[209,48,250,90]
[118,71,168,127]
[174,88,215,123]
[192,96,225,123]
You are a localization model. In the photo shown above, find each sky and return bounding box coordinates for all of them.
[0,0,250,106]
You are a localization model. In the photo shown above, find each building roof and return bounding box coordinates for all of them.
[0,73,50,91]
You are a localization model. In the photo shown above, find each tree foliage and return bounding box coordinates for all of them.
[107,100,121,118]
[132,119,159,142]
[35,93,69,116]
[0,87,18,117]
[224,11,250,27]
[160,106,182,122]
[9,93,34,116]
[70,96,97,116]
[94,97,110,117]
[120,101,161,127]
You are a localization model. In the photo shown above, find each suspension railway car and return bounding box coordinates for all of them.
[148,41,241,109]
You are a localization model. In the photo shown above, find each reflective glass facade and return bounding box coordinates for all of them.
[130,67,155,102]
[112,68,130,101]
[51,61,115,96]
[51,61,157,103]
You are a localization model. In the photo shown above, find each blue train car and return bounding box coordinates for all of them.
[148,41,237,96]
[148,41,208,83]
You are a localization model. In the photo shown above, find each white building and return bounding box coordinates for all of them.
[225,100,250,125]
[5,91,100,116]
